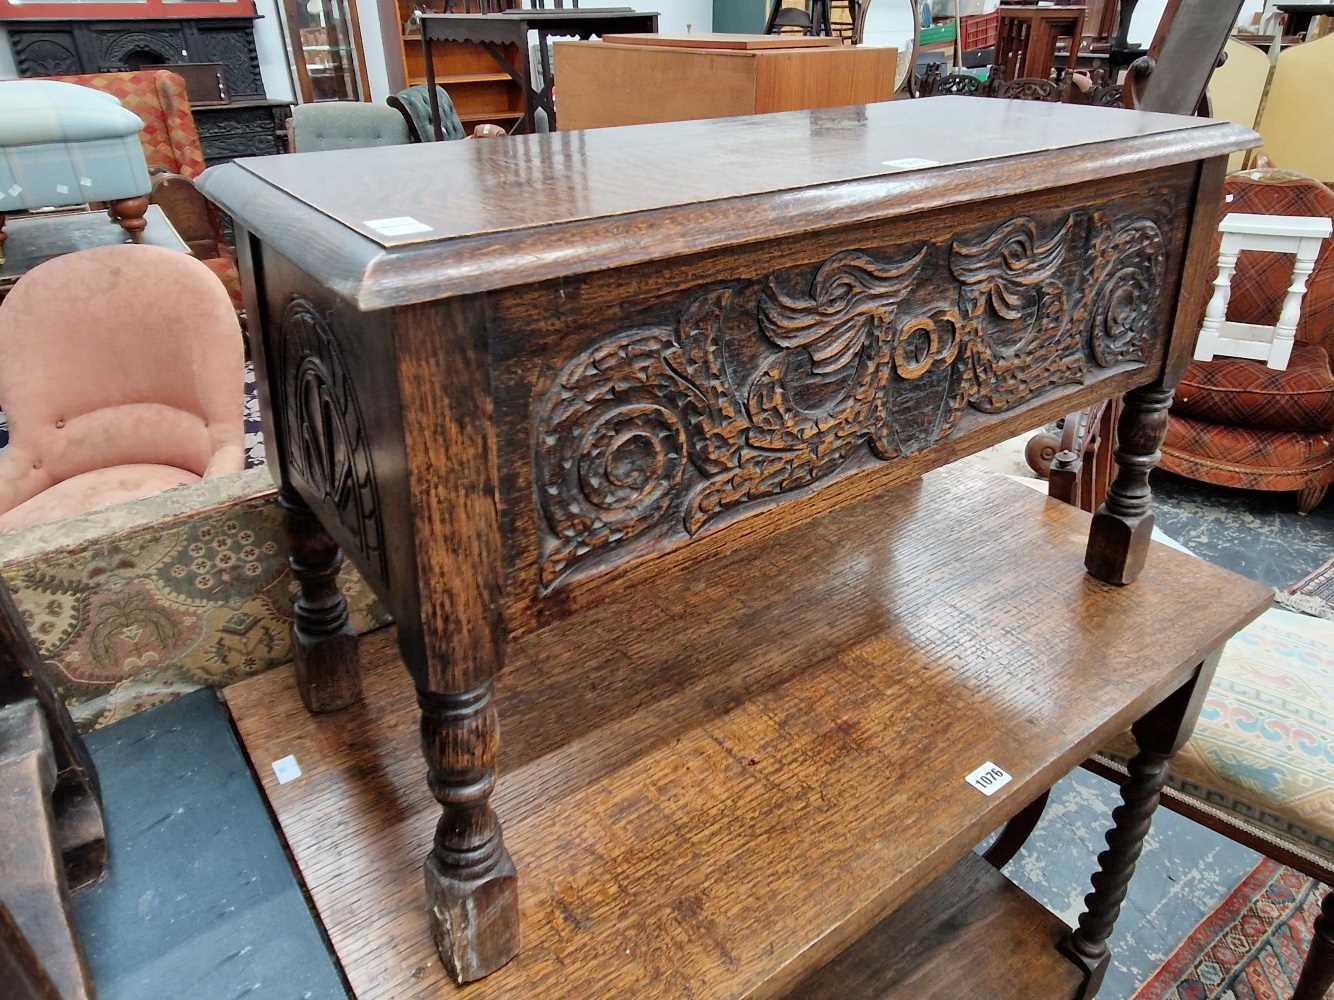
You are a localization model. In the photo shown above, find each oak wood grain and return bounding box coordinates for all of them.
[224,467,1270,1000]
[786,851,1086,999]
[197,102,1257,309]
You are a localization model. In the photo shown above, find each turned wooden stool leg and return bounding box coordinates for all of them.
[279,488,361,713]
[107,196,150,243]
[1295,888,1334,1000]
[1085,381,1174,586]
[1062,655,1218,996]
[414,661,519,983]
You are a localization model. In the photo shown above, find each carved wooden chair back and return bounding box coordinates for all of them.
[765,0,832,36]
[1124,0,1246,114]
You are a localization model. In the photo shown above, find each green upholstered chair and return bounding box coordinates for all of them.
[0,80,153,250]
[289,101,412,153]
[387,85,469,143]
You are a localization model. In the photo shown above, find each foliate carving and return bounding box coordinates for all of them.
[192,25,263,97]
[536,208,1168,589]
[1086,219,1167,368]
[279,299,387,583]
[97,30,185,70]
[994,78,1063,102]
[12,36,80,77]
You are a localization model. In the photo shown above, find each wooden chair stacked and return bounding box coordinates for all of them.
[0,580,104,999]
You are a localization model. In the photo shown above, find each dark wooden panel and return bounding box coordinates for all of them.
[250,247,414,614]
[488,165,1197,630]
[223,466,1271,1000]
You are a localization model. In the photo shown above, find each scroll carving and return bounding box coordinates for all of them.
[536,208,1167,589]
[280,299,388,583]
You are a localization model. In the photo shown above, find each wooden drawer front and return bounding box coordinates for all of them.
[490,164,1198,630]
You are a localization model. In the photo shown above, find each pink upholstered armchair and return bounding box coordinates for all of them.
[0,245,244,533]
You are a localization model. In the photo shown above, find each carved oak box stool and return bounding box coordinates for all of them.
[199,98,1257,983]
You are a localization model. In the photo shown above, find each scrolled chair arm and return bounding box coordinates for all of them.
[0,445,49,525]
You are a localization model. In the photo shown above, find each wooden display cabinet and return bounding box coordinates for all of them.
[380,0,527,133]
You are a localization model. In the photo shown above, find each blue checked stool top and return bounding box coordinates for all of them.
[0,80,151,214]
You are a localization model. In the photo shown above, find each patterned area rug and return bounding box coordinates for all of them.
[1278,556,1334,620]
[1132,860,1322,999]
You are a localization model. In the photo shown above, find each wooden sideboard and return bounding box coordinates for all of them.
[200,98,1258,986]
[553,33,896,130]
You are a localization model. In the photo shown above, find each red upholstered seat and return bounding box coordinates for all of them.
[51,71,243,311]
[1161,168,1334,512]
[1174,344,1334,433]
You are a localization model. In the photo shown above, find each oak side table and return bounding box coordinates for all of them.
[200,97,1258,984]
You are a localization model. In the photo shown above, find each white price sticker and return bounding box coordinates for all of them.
[965,761,1012,796]
[881,157,941,171]
[364,216,434,237]
[272,754,302,784]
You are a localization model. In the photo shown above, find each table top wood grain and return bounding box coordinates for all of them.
[198,99,1256,309]
[223,466,1270,999]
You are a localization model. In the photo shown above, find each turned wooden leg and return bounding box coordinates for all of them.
[1085,382,1174,586]
[279,488,361,713]
[107,196,150,243]
[1294,888,1334,1000]
[1297,482,1328,516]
[1026,425,1061,479]
[1062,654,1219,996]
[416,672,519,983]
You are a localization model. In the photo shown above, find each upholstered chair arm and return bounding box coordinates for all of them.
[0,445,50,520]
[149,170,224,259]
[202,443,246,480]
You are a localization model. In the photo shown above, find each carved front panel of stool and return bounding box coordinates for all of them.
[491,167,1195,626]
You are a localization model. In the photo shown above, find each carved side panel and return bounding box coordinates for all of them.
[534,203,1169,590]
[9,31,81,77]
[277,298,389,586]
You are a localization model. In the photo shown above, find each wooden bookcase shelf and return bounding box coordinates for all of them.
[382,0,526,133]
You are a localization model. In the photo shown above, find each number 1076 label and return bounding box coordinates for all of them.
[965,762,1013,796]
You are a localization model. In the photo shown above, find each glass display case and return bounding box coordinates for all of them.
[279,0,370,102]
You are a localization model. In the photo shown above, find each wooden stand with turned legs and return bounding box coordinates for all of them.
[206,98,1258,990]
